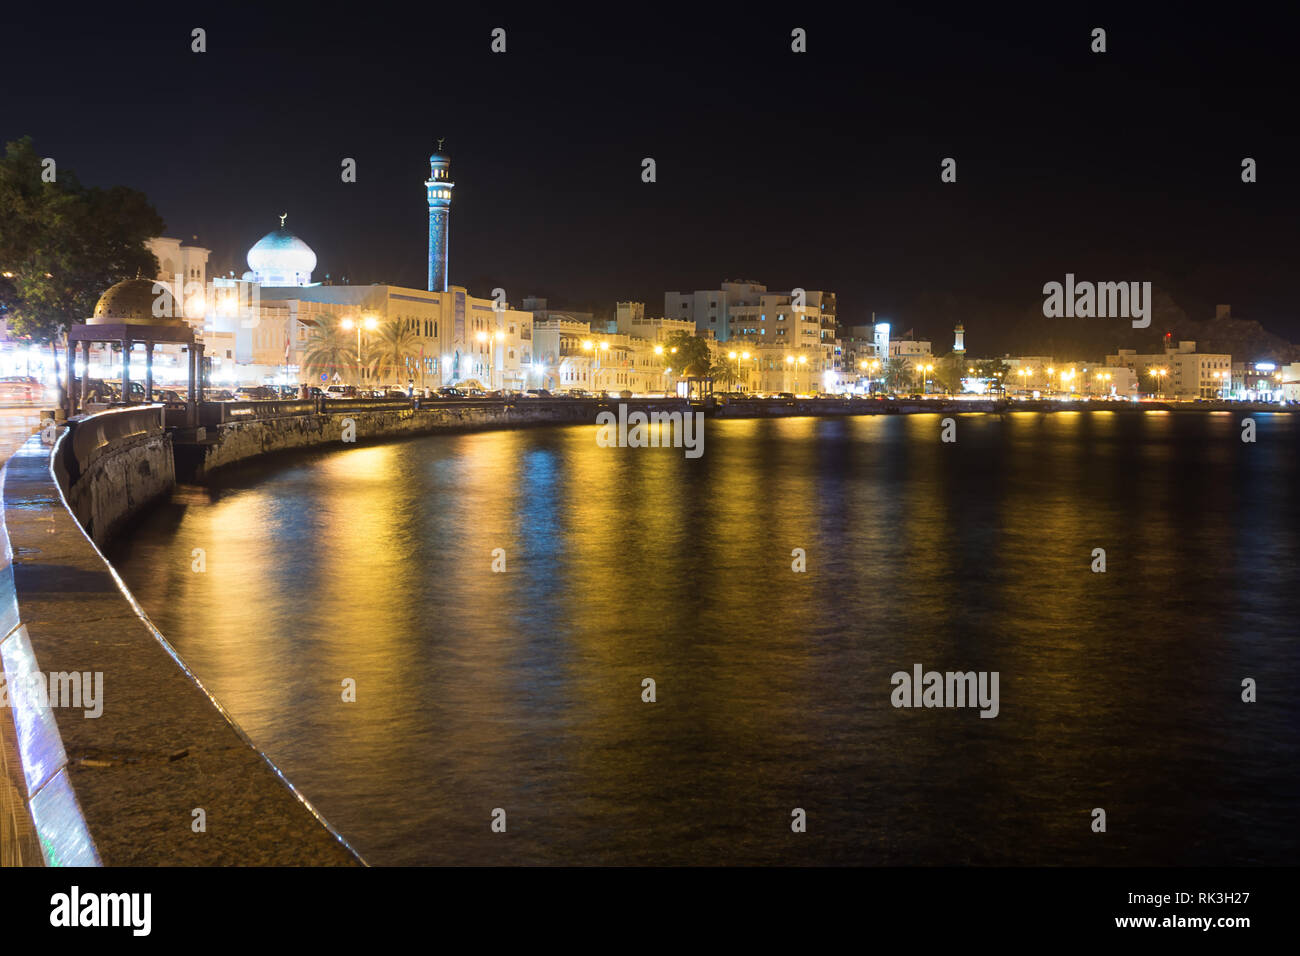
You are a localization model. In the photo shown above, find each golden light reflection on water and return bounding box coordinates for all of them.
[108,414,1300,865]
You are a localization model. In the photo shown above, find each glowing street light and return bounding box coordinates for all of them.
[341,314,378,386]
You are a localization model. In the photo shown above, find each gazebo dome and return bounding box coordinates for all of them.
[247,217,317,286]
[88,278,186,326]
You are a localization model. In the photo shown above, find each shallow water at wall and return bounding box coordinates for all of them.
[109,412,1300,864]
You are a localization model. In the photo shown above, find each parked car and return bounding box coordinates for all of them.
[203,388,236,402]
[775,392,796,400]
[0,375,47,403]
[563,388,593,399]
[521,388,552,398]
[436,386,465,398]
[234,385,278,401]
[157,388,185,403]
[324,384,357,398]
[102,380,146,402]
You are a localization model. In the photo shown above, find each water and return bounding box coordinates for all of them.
[109,411,1300,865]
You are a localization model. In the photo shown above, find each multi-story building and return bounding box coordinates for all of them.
[1229,360,1286,401]
[532,311,670,395]
[523,296,595,328]
[1279,362,1300,402]
[888,337,932,360]
[146,236,211,321]
[1106,341,1232,399]
[665,281,837,373]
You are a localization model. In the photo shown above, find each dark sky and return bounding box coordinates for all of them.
[6,4,1300,349]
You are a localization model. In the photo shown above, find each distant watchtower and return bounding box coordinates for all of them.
[953,323,966,356]
[426,146,454,292]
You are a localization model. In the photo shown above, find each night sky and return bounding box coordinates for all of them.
[6,5,1300,349]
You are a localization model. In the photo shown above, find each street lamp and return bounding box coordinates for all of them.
[476,329,506,389]
[340,314,378,388]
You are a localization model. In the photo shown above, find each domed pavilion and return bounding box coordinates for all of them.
[65,277,201,417]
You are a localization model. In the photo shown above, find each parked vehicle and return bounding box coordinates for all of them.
[521,388,552,398]
[324,384,357,398]
[436,386,465,398]
[235,385,278,401]
[102,380,147,401]
[0,376,47,403]
[157,389,185,403]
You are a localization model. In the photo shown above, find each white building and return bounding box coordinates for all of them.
[1106,341,1232,399]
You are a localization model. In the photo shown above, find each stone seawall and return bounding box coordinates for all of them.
[0,409,363,865]
[175,399,680,481]
[53,407,175,548]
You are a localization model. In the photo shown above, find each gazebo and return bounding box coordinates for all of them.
[66,278,203,419]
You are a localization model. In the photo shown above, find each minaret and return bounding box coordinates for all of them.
[425,145,453,292]
[953,323,966,355]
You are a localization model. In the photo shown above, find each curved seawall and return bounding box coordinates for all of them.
[0,408,362,865]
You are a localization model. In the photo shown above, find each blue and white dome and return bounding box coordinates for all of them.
[247,216,317,286]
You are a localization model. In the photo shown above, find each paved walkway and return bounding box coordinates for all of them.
[0,405,42,465]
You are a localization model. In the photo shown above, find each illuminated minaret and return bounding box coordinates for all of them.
[425,145,453,292]
[953,323,966,356]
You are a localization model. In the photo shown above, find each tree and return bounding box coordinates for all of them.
[302,313,357,384]
[661,330,712,377]
[883,357,912,391]
[709,356,739,389]
[0,136,162,345]
[934,355,964,394]
[367,319,419,385]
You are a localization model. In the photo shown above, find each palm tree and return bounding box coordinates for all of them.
[367,319,419,386]
[709,357,739,390]
[302,312,357,385]
[883,357,912,392]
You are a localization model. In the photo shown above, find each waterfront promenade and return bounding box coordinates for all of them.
[0,405,363,866]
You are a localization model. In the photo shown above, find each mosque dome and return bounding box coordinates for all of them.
[247,216,317,286]
[88,278,185,326]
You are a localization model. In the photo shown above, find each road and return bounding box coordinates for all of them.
[0,404,44,465]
